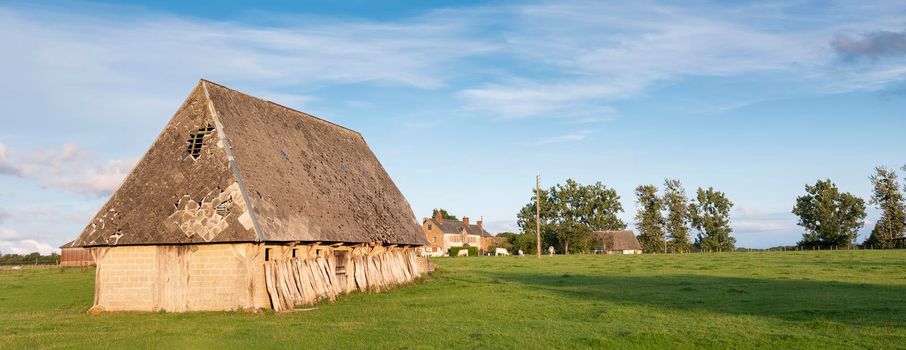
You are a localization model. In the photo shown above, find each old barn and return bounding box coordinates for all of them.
[595,230,644,254]
[71,80,430,312]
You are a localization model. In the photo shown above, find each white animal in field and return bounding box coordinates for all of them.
[518,249,524,256]
[548,246,555,256]
[456,249,469,257]
[495,248,510,256]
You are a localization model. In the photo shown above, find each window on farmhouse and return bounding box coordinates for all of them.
[428,224,432,230]
[182,124,215,160]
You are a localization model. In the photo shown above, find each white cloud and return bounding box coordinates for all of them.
[0,228,19,240]
[0,143,20,176]
[40,157,137,197]
[0,238,57,255]
[534,130,595,145]
[6,143,136,197]
[735,206,765,217]
[483,220,519,235]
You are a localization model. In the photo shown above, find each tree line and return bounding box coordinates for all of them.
[497,164,906,254]
[0,252,60,265]
[793,165,906,249]
[501,178,735,254]
[635,179,735,253]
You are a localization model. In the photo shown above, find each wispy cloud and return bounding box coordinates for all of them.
[2,2,904,126]
[460,2,906,117]
[534,129,595,145]
[0,4,494,132]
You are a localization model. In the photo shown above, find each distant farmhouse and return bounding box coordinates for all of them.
[60,240,94,267]
[421,212,493,256]
[71,80,430,312]
[595,230,643,254]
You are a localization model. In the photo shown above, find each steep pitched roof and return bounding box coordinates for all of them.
[426,218,491,237]
[595,230,643,251]
[74,80,426,247]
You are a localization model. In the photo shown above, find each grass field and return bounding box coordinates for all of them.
[1,251,905,349]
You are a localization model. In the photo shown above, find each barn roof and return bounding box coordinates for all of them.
[73,80,427,247]
[595,230,643,251]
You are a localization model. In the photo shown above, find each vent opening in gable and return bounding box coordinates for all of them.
[215,198,232,216]
[181,124,215,160]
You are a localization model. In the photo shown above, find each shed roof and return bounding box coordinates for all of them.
[595,230,643,251]
[73,80,426,247]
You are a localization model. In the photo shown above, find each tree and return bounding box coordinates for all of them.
[864,166,906,248]
[517,187,557,252]
[690,187,736,252]
[792,179,866,248]
[549,179,626,254]
[516,179,625,254]
[663,179,691,253]
[431,208,457,220]
[634,184,665,253]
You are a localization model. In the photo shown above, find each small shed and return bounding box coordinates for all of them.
[60,240,94,267]
[595,230,643,254]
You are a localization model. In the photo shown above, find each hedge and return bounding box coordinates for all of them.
[448,246,478,257]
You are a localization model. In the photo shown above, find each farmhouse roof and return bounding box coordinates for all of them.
[60,240,77,249]
[427,218,491,237]
[73,80,427,247]
[595,230,643,251]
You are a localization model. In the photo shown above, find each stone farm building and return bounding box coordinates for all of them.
[595,230,644,254]
[71,80,431,312]
[421,212,492,256]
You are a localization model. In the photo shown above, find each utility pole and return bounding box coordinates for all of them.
[536,175,541,258]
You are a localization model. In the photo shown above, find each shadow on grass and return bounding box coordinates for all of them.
[482,271,906,326]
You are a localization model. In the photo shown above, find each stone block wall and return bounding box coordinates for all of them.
[92,243,268,312]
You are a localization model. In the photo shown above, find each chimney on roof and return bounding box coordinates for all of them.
[433,211,443,221]
[462,216,470,227]
[477,216,483,233]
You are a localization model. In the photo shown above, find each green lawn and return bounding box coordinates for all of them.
[1,251,905,349]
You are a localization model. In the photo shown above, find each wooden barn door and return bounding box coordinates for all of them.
[153,246,192,312]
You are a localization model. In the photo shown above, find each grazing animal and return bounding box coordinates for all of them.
[548,246,555,256]
[456,249,469,257]
[518,249,524,256]
[495,248,510,256]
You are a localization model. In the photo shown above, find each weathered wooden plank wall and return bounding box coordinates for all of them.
[264,245,431,312]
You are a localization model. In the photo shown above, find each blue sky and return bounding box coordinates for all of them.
[0,0,904,253]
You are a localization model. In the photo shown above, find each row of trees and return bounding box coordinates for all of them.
[506,178,735,254]
[635,180,735,253]
[0,252,60,265]
[793,165,906,249]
